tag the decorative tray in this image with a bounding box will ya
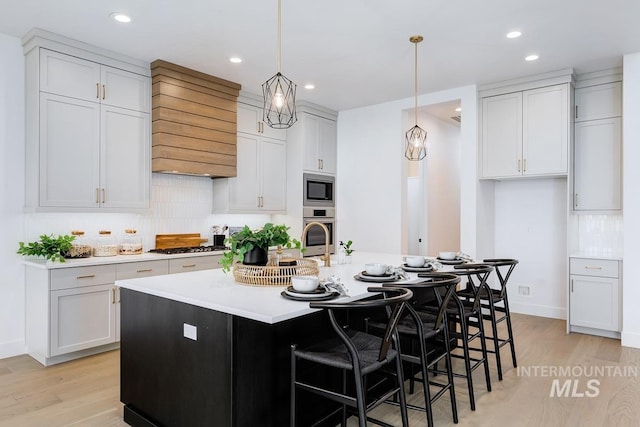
[233,258,319,286]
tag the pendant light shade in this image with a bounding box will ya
[405,35,427,161]
[262,0,297,129]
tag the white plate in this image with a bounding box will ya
[284,288,334,299]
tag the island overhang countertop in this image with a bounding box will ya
[115,252,411,324]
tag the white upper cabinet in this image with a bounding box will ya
[213,99,287,214]
[573,81,622,211]
[480,80,570,179]
[301,112,337,174]
[574,118,622,210]
[237,102,286,141]
[24,32,151,211]
[40,49,150,112]
[575,82,622,122]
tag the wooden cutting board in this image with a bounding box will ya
[155,233,208,249]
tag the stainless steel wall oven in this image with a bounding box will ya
[302,207,336,257]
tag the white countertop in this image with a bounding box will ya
[115,252,420,325]
[22,250,226,269]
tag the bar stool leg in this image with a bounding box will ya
[503,293,518,368]
[459,314,477,411]
[487,295,504,380]
[477,314,492,393]
[394,344,410,427]
[442,323,459,423]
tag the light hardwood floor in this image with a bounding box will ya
[1,313,639,426]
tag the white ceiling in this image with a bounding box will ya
[1,0,639,112]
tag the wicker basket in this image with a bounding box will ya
[232,258,319,286]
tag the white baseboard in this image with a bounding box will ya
[509,301,566,320]
[0,339,26,360]
[621,331,640,349]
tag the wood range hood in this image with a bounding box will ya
[151,60,241,177]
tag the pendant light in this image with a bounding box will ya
[405,35,427,161]
[262,0,297,129]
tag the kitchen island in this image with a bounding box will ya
[116,252,409,427]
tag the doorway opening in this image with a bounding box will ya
[405,100,461,256]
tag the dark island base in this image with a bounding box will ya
[120,288,354,427]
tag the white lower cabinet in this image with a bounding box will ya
[25,255,220,366]
[50,284,117,356]
[569,257,621,337]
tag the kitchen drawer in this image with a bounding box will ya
[50,265,116,290]
[116,260,169,280]
[570,258,619,278]
[168,255,221,274]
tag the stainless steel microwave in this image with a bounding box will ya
[303,173,335,207]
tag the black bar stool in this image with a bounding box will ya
[424,264,493,411]
[378,272,460,427]
[290,287,412,427]
[479,258,519,380]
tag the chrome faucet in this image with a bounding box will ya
[301,221,331,267]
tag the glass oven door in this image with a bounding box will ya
[303,219,336,256]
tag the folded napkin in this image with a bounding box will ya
[388,266,410,281]
[320,275,349,296]
[457,252,474,262]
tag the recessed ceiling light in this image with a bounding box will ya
[455,107,462,112]
[229,57,242,64]
[525,54,539,61]
[506,31,522,39]
[110,13,131,23]
[304,84,315,90]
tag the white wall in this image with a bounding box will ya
[494,179,568,319]
[0,33,26,358]
[336,85,482,257]
[622,52,640,348]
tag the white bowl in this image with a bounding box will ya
[365,263,388,276]
[405,256,425,267]
[291,275,319,292]
[439,251,457,260]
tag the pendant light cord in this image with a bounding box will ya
[414,40,418,125]
[277,0,282,73]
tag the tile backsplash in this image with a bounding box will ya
[576,214,623,255]
[23,173,272,250]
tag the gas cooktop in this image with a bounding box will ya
[149,245,227,255]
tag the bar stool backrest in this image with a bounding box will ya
[483,259,519,299]
[452,264,494,311]
[310,287,413,363]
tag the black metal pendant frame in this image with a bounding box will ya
[262,72,297,129]
[405,124,428,161]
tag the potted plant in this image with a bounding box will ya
[220,223,302,272]
[343,240,354,263]
[17,234,76,263]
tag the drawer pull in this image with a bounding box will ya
[136,269,153,273]
[76,274,96,279]
[112,288,116,304]
[182,264,197,268]
[584,266,603,270]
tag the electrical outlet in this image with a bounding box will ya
[518,285,530,296]
[183,323,197,341]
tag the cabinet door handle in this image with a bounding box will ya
[96,188,100,203]
[517,159,521,172]
[584,266,603,270]
[102,84,106,100]
[575,193,578,208]
[182,264,196,268]
[96,83,100,99]
[112,288,116,304]
[575,105,578,119]
[136,268,152,273]
[318,159,321,170]
[102,188,106,204]
[523,158,527,172]
[320,159,324,170]
[76,274,96,279]
[571,279,573,292]
[117,288,120,303]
